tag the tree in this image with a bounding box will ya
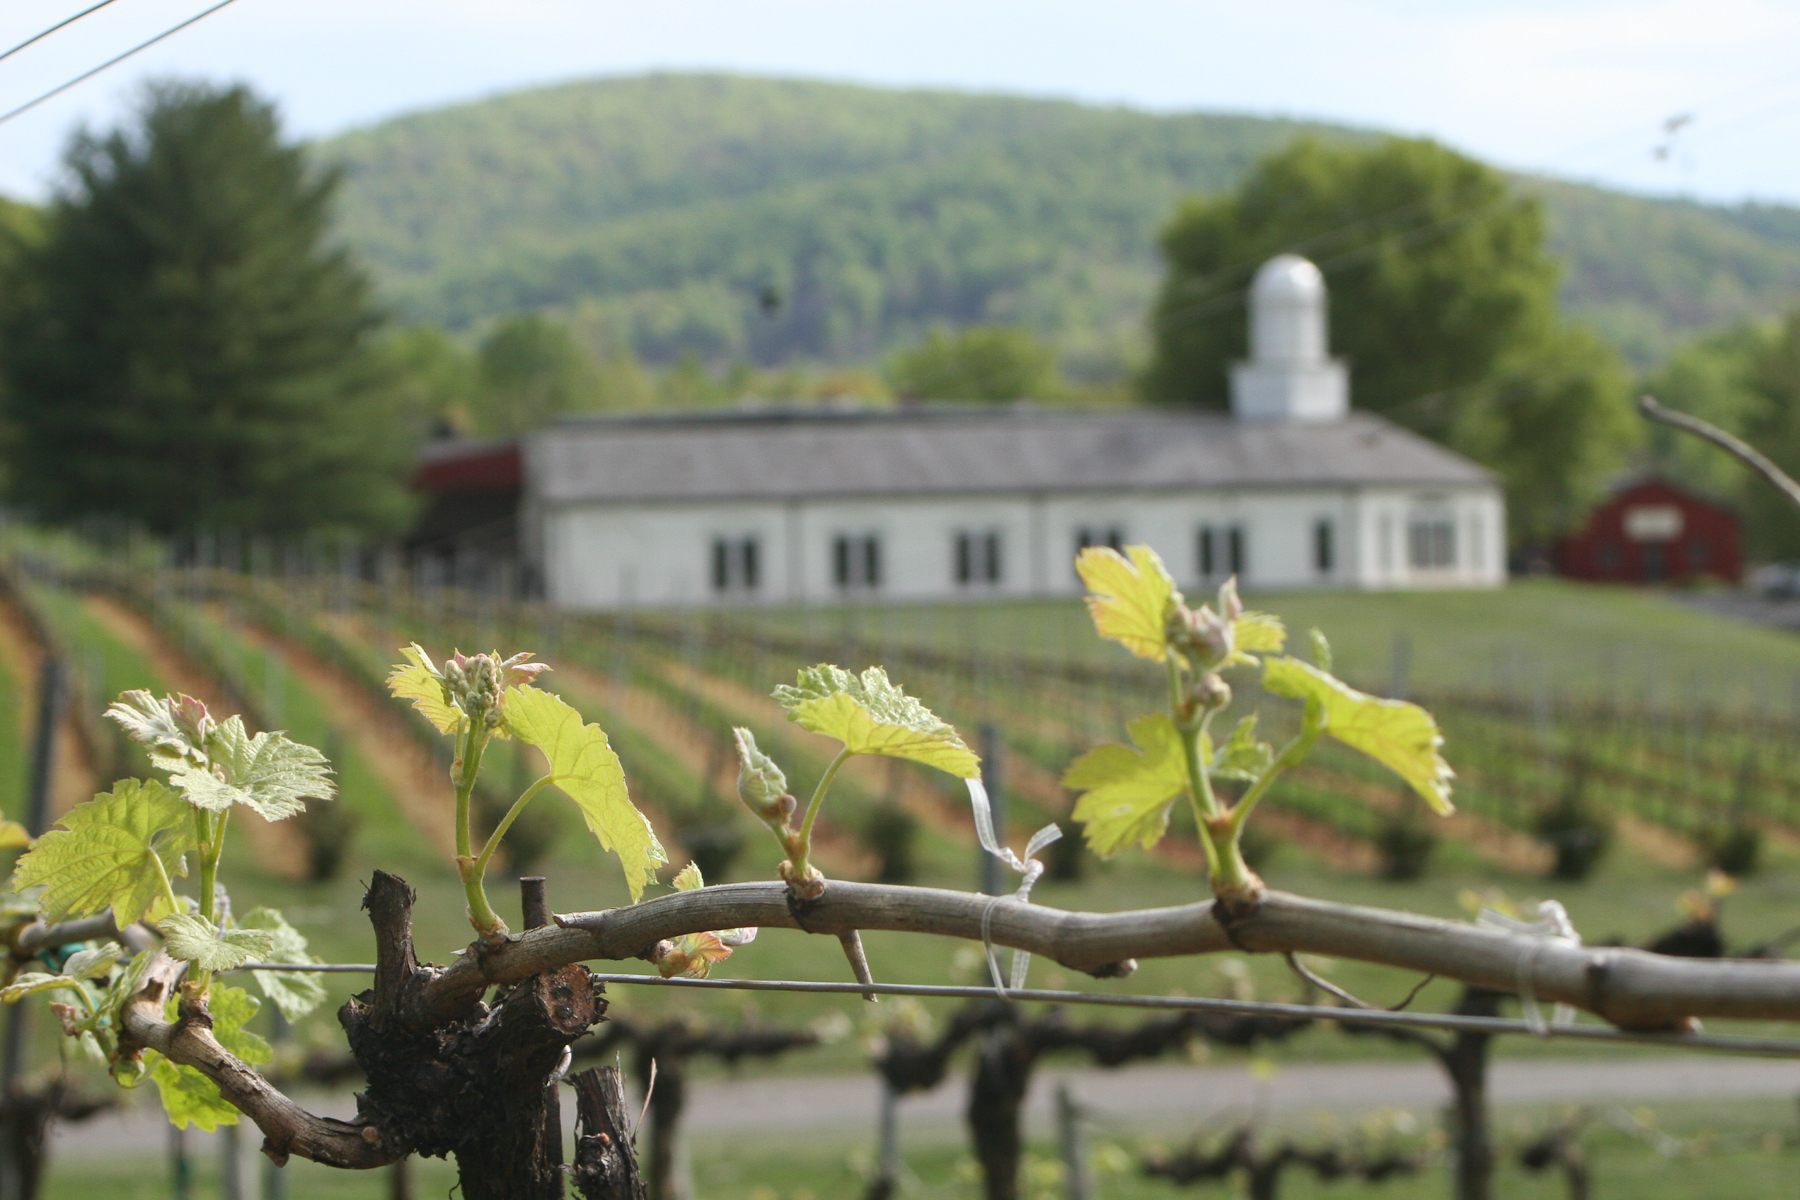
[1739,311,1800,559]
[1143,137,1637,541]
[0,82,414,537]
[474,313,606,434]
[378,324,482,436]
[886,325,1061,402]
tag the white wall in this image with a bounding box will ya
[538,481,1505,610]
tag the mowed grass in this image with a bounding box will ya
[38,1096,1800,1199]
[737,580,1800,714]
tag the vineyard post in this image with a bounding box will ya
[1055,1083,1093,1200]
[0,655,64,1200]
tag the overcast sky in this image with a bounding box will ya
[3,0,1799,205]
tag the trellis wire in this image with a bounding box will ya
[233,963,1800,1058]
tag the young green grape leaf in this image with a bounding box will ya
[1262,656,1454,814]
[105,691,213,771]
[1308,628,1333,672]
[148,984,270,1130]
[0,820,30,849]
[156,913,277,974]
[165,717,334,820]
[503,685,666,902]
[0,944,124,1004]
[656,863,757,979]
[1075,545,1181,662]
[239,907,326,1021]
[10,779,195,926]
[1229,611,1287,666]
[386,644,463,735]
[1063,714,1190,856]
[1210,714,1275,783]
[773,665,979,778]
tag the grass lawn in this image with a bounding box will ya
[37,1096,1799,1199]
[731,579,1800,714]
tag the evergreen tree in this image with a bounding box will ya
[1,82,413,537]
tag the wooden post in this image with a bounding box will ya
[1055,1085,1091,1200]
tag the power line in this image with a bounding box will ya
[0,0,243,128]
[234,962,1800,1058]
[0,0,125,66]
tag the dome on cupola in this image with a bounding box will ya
[1230,253,1349,422]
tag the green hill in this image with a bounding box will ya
[322,73,1800,373]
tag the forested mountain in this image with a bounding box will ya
[322,73,1800,374]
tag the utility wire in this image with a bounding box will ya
[0,0,243,128]
[0,0,125,66]
[233,962,1800,1058]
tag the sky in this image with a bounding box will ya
[2,0,1799,205]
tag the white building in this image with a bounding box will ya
[515,255,1505,609]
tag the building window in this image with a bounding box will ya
[1379,515,1395,573]
[1197,523,1246,580]
[1227,525,1246,577]
[832,533,882,591]
[709,536,760,594]
[1076,525,1125,555]
[955,530,1003,586]
[1407,517,1456,569]
[1313,519,1334,576]
[1197,526,1216,579]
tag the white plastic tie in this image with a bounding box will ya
[968,778,1062,993]
[1477,900,1581,1035]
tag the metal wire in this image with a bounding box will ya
[231,962,1800,1058]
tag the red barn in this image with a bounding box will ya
[1557,475,1741,584]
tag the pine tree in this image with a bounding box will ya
[1,82,414,537]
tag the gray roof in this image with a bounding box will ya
[527,405,1495,505]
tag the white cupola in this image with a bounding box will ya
[1228,253,1349,421]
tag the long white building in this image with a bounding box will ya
[511,255,1505,609]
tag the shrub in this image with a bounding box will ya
[1375,806,1438,881]
[1534,755,1612,881]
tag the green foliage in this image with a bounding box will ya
[1143,136,1637,544]
[0,82,416,537]
[1261,656,1455,816]
[474,312,607,434]
[319,75,1800,379]
[1063,714,1189,855]
[1533,756,1612,881]
[10,780,194,926]
[886,325,1062,402]
[155,913,276,974]
[503,683,666,902]
[164,717,335,821]
[376,324,482,435]
[773,664,979,777]
[1065,544,1453,895]
[240,906,327,1020]
[148,984,271,1131]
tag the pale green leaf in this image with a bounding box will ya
[1211,714,1274,783]
[672,862,704,892]
[772,665,979,778]
[656,859,757,977]
[1,971,86,1003]
[504,685,666,902]
[105,690,212,772]
[1236,612,1287,656]
[167,717,334,820]
[1076,545,1180,662]
[385,645,462,735]
[0,820,30,849]
[1262,656,1455,815]
[240,907,326,1021]
[62,944,124,980]
[1063,714,1190,856]
[156,913,276,974]
[148,984,269,1130]
[1308,628,1333,672]
[10,780,195,927]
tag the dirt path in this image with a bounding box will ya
[83,595,308,878]
[0,587,98,817]
[243,612,456,856]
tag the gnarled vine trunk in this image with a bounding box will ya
[338,871,606,1199]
